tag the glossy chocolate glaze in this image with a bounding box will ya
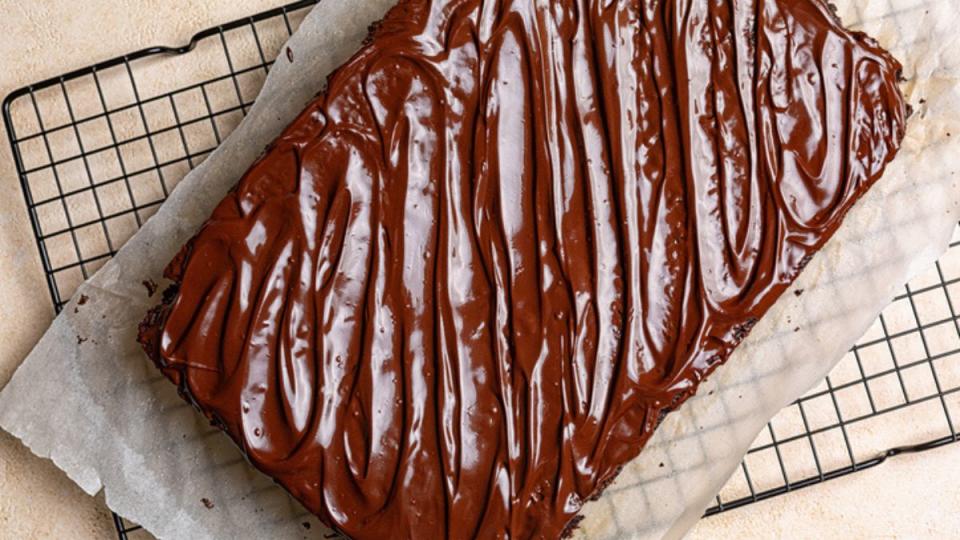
[138,0,906,537]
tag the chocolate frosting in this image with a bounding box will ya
[138,0,906,537]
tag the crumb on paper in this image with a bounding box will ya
[286,46,294,63]
[76,335,87,345]
[302,522,311,530]
[794,289,804,297]
[78,294,88,305]
[201,497,214,509]
[732,318,758,340]
[143,279,159,297]
[658,462,664,468]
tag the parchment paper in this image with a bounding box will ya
[1,1,959,539]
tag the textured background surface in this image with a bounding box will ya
[0,1,957,539]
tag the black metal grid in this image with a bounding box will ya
[706,226,960,515]
[2,1,958,538]
[1,2,318,538]
[2,0,316,314]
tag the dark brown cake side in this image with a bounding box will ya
[139,0,907,538]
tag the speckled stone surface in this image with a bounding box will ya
[1,2,958,539]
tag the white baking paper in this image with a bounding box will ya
[1,1,959,539]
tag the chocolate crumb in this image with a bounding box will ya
[794,327,800,332]
[363,20,384,46]
[732,318,758,341]
[302,522,311,530]
[159,285,181,308]
[559,514,584,539]
[201,498,214,509]
[286,46,294,63]
[77,335,87,345]
[143,279,158,297]
[78,294,88,305]
[794,289,804,297]
[659,462,665,468]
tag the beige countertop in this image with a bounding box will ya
[0,1,957,538]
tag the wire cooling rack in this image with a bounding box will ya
[2,1,958,538]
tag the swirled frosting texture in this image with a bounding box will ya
[138,0,906,537]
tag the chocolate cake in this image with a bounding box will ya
[138,0,907,537]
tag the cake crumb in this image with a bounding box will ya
[286,46,294,63]
[794,289,804,297]
[201,498,214,509]
[76,335,87,345]
[78,294,88,305]
[302,522,311,530]
[143,279,158,297]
